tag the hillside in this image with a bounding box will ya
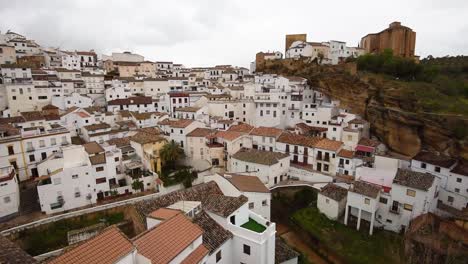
[256,58,468,159]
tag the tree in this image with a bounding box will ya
[160,141,184,170]
[317,52,324,64]
[131,179,144,192]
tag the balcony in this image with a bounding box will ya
[338,163,344,168]
[316,155,323,161]
[26,147,35,152]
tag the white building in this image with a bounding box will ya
[0,165,19,219]
[230,148,290,187]
[317,183,348,220]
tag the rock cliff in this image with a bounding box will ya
[257,60,468,159]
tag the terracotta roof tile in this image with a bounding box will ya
[187,128,215,137]
[249,127,284,138]
[394,169,435,191]
[148,208,181,220]
[48,226,134,264]
[277,132,322,148]
[314,138,343,151]
[450,160,468,176]
[338,149,354,159]
[275,238,299,264]
[192,211,232,253]
[227,123,254,133]
[350,181,381,198]
[358,138,381,148]
[215,130,243,141]
[224,174,270,193]
[320,183,348,201]
[84,123,110,131]
[180,244,209,264]
[203,195,248,217]
[108,96,152,106]
[134,214,203,263]
[131,131,166,145]
[412,151,456,168]
[0,235,37,264]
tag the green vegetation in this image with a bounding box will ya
[241,218,266,233]
[20,212,125,256]
[160,166,197,187]
[131,179,144,192]
[160,141,185,170]
[292,207,403,264]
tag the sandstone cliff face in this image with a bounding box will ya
[258,60,468,159]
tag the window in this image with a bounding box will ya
[41,152,47,160]
[364,198,370,204]
[403,204,413,211]
[379,197,388,204]
[51,138,56,146]
[96,166,104,172]
[456,178,462,183]
[421,163,426,169]
[325,198,329,204]
[406,189,416,197]
[216,251,222,262]
[230,215,236,225]
[448,196,454,203]
[3,196,11,203]
[39,140,45,147]
[7,146,14,155]
[262,200,268,206]
[249,202,254,209]
[243,244,251,255]
[96,177,106,184]
[114,157,119,162]
[29,155,35,162]
[435,166,441,173]
[455,188,460,193]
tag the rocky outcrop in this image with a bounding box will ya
[257,60,468,159]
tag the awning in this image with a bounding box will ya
[356,145,374,153]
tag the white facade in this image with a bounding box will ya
[0,166,20,218]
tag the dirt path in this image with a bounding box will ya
[277,223,328,264]
[281,231,328,264]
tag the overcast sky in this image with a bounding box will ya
[0,0,467,68]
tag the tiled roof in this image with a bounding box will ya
[159,119,194,129]
[250,127,284,138]
[192,211,233,253]
[130,131,166,145]
[83,141,104,154]
[275,238,299,264]
[134,182,223,217]
[296,122,328,133]
[314,138,343,151]
[358,138,381,148]
[84,123,110,131]
[20,111,44,121]
[0,116,25,125]
[350,181,381,198]
[42,104,59,110]
[394,169,435,191]
[0,235,37,264]
[338,149,354,159]
[348,118,367,124]
[175,106,200,112]
[106,137,130,147]
[134,214,203,263]
[148,208,181,220]
[0,124,20,136]
[320,183,348,201]
[180,244,209,264]
[108,96,152,105]
[277,132,321,148]
[232,148,289,166]
[227,123,254,133]
[187,128,215,137]
[48,226,134,264]
[215,130,243,141]
[412,151,456,168]
[203,194,248,217]
[224,174,270,193]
